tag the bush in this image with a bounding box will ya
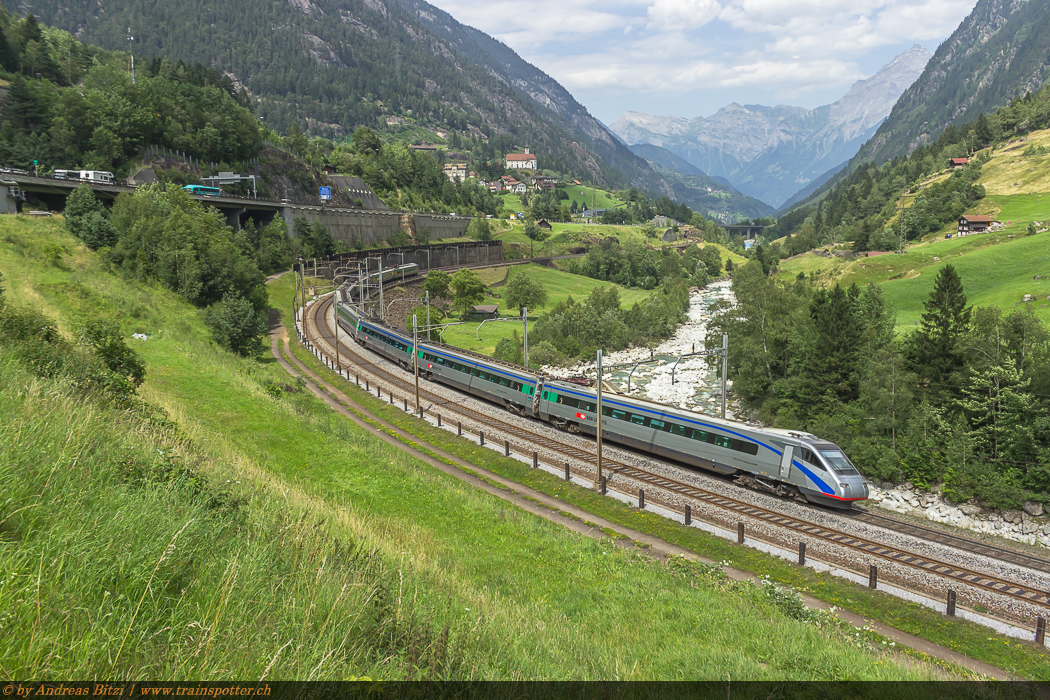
[494,333,523,365]
[64,185,117,250]
[528,340,562,367]
[203,292,268,357]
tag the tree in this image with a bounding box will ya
[64,184,116,249]
[422,269,452,300]
[450,268,486,315]
[203,292,268,357]
[910,264,971,397]
[503,270,548,315]
[699,246,722,276]
[469,216,492,241]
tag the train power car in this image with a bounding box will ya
[334,286,867,509]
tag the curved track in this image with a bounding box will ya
[307,294,1050,613]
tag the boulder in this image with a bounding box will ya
[1022,500,1044,517]
[960,503,981,516]
[1002,509,1022,524]
[1022,521,1038,535]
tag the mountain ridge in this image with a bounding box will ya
[857,0,1050,164]
[610,46,931,208]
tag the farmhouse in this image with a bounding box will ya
[948,157,970,169]
[506,147,538,170]
[536,219,553,231]
[958,214,998,234]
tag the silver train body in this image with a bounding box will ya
[335,292,868,509]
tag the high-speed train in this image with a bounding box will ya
[334,285,868,509]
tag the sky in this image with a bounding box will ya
[424,0,980,124]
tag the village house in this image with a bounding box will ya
[958,214,998,234]
[533,176,557,191]
[442,163,468,182]
[949,157,970,169]
[505,147,538,170]
[536,219,553,231]
[513,181,528,194]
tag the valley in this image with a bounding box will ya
[2,0,1050,685]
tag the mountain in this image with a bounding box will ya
[394,0,674,198]
[627,144,776,221]
[628,144,704,176]
[857,0,1050,164]
[610,46,931,208]
[16,0,645,191]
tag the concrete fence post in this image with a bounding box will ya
[638,489,645,509]
[532,452,538,469]
[564,463,570,481]
[946,590,956,617]
[685,505,691,526]
[737,522,744,545]
[799,542,806,566]
[869,565,878,590]
[1036,617,1045,646]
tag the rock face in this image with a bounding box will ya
[868,486,1049,548]
[858,0,1050,165]
[610,46,930,208]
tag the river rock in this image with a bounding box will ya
[1022,500,1044,517]
[960,503,981,516]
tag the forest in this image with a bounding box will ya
[708,257,1050,508]
[762,84,1050,257]
[0,11,260,174]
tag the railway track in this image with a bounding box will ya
[854,510,1050,577]
[306,294,1050,615]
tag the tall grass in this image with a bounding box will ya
[0,356,459,679]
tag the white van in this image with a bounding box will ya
[79,170,114,184]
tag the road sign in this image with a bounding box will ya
[319,186,331,200]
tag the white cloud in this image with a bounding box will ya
[423,0,978,117]
[646,0,722,30]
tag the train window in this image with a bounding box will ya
[650,419,666,431]
[690,429,708,442]
[611,410,626,421]
[713,435,732,449]
[736,441,759,455]
[820,449,859,476]
[629,414,645,425]
[581,402,595,412]
[669,424,687,436]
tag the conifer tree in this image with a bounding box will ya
[911,263,971,397]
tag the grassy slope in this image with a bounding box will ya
[0,215,942,680]
[777,130,1050,326]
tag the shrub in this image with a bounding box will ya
[203,292,269,357]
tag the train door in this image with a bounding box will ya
[778,446,793,480]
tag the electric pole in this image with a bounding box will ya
[127,28,136,85]
[595,349,603,491]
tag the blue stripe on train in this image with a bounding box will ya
[552,385,833,494]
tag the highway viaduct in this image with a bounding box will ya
[2,173,471,248]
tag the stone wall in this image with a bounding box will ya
[869,483,1049,548]
[280,207,471,247]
